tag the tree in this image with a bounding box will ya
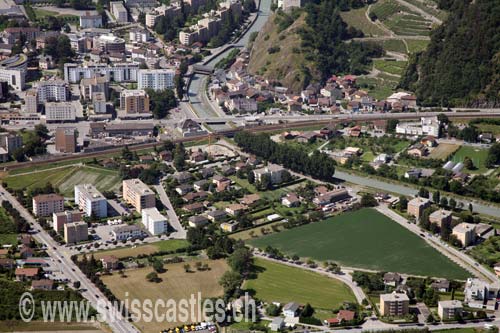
[147,89,178,119]
[433,191,441,203]
[247,170,255,184]
[440,197,448,208]
[360,193,378,207]
[463,156,475,170]
[219,271,243,298]
[227,247,253,275]
[449,198,457,210]
[398,196,408,211]
[152,260,164,273]
[386,119,399,133]
[146,272,160,282]
[174,75,184,99]
[418,187,430,198]
[301,303,314,317]
[183,263,191,272]
[468,203,473,212]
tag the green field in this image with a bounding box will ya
[88,239,190,260]
[0,207,17,246]
[451,146,489,174]
[468,235,500,267]
[249,209,469,279]
[244,258,356,313]
[406,39,430,53]
[371,0,432,36]
[356,76,398,100]
[3,165,122,197]
[340,6,388,37]
[374,60,407,76]
[379,39,408,54]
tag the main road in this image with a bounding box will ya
[186,0,272,119]
[0,185,138,333]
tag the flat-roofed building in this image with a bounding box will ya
[452,222,476,247]
[122,179,156,211]
[80,11,102,28]
[64,221,88,243]
[407,197,431,219]
[80,75,108,100]
[53,210,83,233]
[137,69,175,91]
[429,209,452,228]
[120,89,150,114]
[45,102,76,122]
[33,193,64,217]
[111,224,142,240]
[438,300,463,320]
[74,184,107,218]
[55,127,78,153]
[253,164,285,184]
[380,292,409,317]
[110,1,128,22]
[142,207,168,235]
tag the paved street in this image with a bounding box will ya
[154,183,187,239]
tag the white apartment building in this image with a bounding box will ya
[79,12,102,28]
[110,1,128,22]
[64,63,139,83]
[129,28,150,43]
[253,164,285,184]
[37,80,69,103]
[137,69,175,91]
[74,184,107,218]
[0,68,25,91]
[141,207,168,235]
[44,102,76,122]
[396,117,440,137]
[438,300,462,320]
[111,224,142,240]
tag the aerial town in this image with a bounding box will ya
[0,0,499,332]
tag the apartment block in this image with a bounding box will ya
[74,184,107,218]
[438,300,463,320]
[120,89,150,114]
[80,76,109,100]
[407,197,431,219]
[32,193,64,217]
[429,209,452,228]
[137,69,175,91]
[44,102,76,122]
[253,164,285,184]
[55,127,78,153]
[64,221,88,244]
[53,210,83,233]
[64,63,139,83]
[110,1,128,22]
[142,207,168,235]
[122,179,156,211]
[452,222,476,247]
[0,132,22,153]
[36,80,69,103]
[379,292,409,317]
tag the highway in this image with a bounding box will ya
[0,185,138,333]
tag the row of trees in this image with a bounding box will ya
[234,132,336,182]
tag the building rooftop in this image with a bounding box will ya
[380,292,409,302]
[123,179,154,195]
[75,184,106,201]
[142,207,167,222]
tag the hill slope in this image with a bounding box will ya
[400,0,500,107]
[247,12,320,93]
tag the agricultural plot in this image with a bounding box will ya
[102,259,228,331]
[340,6,388,37]
[249,208,469,279]
[356,76,398,100]
[244,258,356,317]
[426,143,460,160]
[88,240,189,260]
[3,165,122,197]
[372,0,432,36]
[406,39,430,53]
[373,60,408,76]
[379,39,408,54]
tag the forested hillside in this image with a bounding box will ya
[248,0,382,91]
[400,0,500,107]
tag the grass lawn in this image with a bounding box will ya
[451,146,489,174]
[468,235,500,267]
[249,209,469,279]
[475,123,500,135]
[89,239,189,260]
[0,321,103,332]
[373,60,407,76]
[356,76,398,100]
[0,234,17,246]
[4,165,122,196]
[427,143,460,160]
[101,259,228,331]
[244,258,356,313]
[340,6,388,37]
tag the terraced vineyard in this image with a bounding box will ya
[372,0,433,36]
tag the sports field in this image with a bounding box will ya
[249,209,469,279]
[3,165,121,197]
[101,259,228,332]
[451,146,489,173]
[244,258,356,316]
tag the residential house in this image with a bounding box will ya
[240,193,260,206]
[464,278,499,310]
[324,310,356,326]
[452,223,476,247]
[183,202,205,213]
[220,221,238,232]
[31,279,54,291]
[100,255,119,270]
[431,279,450,292]
[269,317,285,331]
[188,215,209,228]
[313,188,350,206]
[176,184,193,195]
[282,193,300,207]
[383,272,402,287]
[15,267,39,281]
[253,164,285,184]
[206,210,227,222]
[283,302,300,318]
[225,203,247,216]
